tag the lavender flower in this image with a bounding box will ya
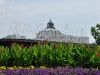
[0,67,100,75]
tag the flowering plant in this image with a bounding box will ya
[0,42,100,69]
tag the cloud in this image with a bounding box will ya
[7,12,13,18]
[3,0,100,22]
[0,25,8,30]
[0,0,13,19]
[0,8,5,13]
[0,0,6,6]
[18,0,100,18]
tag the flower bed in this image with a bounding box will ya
[0,66,100,75]
[1,41,100,74]
[0,42,100,68]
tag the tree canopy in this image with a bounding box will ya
[91,24,100,45]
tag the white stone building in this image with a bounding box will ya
[35,19,89,44]
[3,34,26,39]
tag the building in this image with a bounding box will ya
[2,34,26,39]
[35,19,89,44]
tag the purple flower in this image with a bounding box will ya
[0,67,100,75]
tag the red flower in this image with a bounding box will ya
[40,39,48,46]
[66,43,69,47]
[55,43,59,48]
[20,44,24,48]
[11,42,16,47]
[97,52,100,57]
[43,39,47,43]
[29,46,32,49]
[0,48,2,51]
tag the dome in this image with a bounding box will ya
[47,19,55,29]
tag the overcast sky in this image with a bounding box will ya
[0,0,100,43]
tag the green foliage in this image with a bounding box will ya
[0,42,100,68]
[0,46,10,66]
[90,45,100,68]
[91,23,100,45]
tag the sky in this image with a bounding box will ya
[0,0,100,43]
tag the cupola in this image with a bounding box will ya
[47,19,55,29]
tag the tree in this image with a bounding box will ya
[91,24,100,45]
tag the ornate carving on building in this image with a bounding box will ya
[35,19,89,44]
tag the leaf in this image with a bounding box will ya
[24,57,27,61]
[56,56,59,61]
[90,55,95,64]
[50,54,53,60]
[34,49,37,58]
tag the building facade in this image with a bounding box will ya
[35,19,89,44]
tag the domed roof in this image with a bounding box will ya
[47,19,55,29]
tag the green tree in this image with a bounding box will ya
[91,24,100,45]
